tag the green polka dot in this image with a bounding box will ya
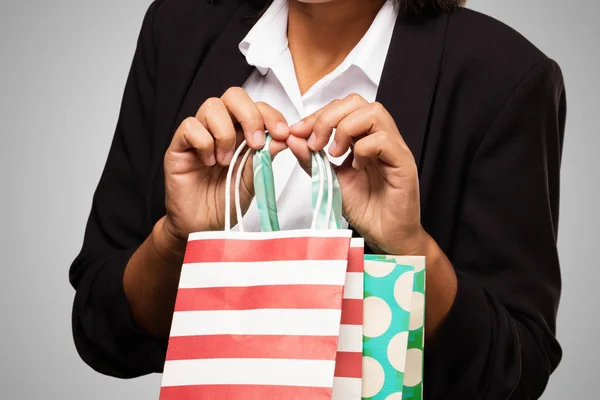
[362,255,425,400]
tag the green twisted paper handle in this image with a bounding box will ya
[252,134,343,232]
[253,135,281,232]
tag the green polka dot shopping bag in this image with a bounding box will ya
[361,255,426,400]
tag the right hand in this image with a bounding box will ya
[159,87,290,252]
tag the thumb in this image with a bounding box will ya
[269,138,288,158]
[286,134,312,174]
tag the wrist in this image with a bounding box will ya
[408,226,430,256]
[151,216,187,266]
[409,229,445,268]
[421,232,443,267]
[386,225,430,256]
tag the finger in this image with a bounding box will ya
[169,117,216,167]
[221,87,266,150]
[286,134,312,173]
[269,138,288,158]
[332,101,409,158]
[297,94,369,152]
[332,150,354,173]
[256,102,290,141]
[288,98,343,139]
[289,112,318,138]
[352,130,413,170]
[196,97,237,165]
[236,137,288,185]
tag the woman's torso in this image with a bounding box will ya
[145,0,550,253]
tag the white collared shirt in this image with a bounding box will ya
[237,0,397,231]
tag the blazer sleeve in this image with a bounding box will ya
[425,58,566,399]
[69,0,167,378]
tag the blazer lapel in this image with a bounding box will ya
[159,2,448,245]
[355,13,449,252]
[174,4,449,173]
[376,13,449,172]
[174,3,259,127]
[152,2,259,205]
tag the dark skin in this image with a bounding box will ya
[123,0,457,342]
[287,0,386,94]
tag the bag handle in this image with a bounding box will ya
[311,149,343,231]
[223,134,341,232]
[252,135,281,232]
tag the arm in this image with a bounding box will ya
[70,0,293,375]
[424,57,566,399]
[288,58,564,397]
[69,0,173,378]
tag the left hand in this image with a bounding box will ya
[288,94,427,255]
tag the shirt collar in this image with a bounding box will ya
[238,0,289,76]
[238,0,398,86]
[347,0,397,86]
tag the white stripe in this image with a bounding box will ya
[162,358,336,388]
[343,272,364,299]
[332,377,362,399]
[188,228,352,241]
[337,324,363,353]
[350,238,364,248]
[179,260,348,288]
[170,309,342,337]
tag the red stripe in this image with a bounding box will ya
[340,299,363,325]
[165,335,339,361]
[347,246,364,273]
[160,384,332,400]
[334,352,362,379]
[174,285,344,312]
[184,237,351,263]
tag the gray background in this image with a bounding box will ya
[0,0,597,398]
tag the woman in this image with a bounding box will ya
[69,0,566,398]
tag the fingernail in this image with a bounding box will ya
[329,140,338,155]
[308,133,316,148]
[207,153,216,166]
[277,122,289,135]
[352,158,359,170]
[223,150,234,165]
[253,130,265,147]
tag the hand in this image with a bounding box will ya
[160,87,290,251]
[288,94,426,255]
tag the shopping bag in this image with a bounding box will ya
[361,255,426,400]
[159,137,355,400]
[332,237,364,400]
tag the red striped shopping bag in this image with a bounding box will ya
[332,238,364,399]
[159,230,352,399]
[159,140,362,399]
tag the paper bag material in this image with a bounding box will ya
[159,230,352,400]
[332,238,365,399]
[361,255,426,400]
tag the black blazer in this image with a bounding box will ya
[69,1,566,399]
